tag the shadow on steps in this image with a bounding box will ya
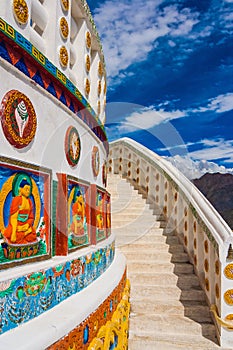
[164,228,218,345]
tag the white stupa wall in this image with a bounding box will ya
[0,60,106,186]
[0,0,107,122]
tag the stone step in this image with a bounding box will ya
[113,224,161,236]
[111,206,152,214]
[114,232,166,243]
[112,213,157,221]
[129,314,215,337]
[130,284,206,302]
[112,212,156,227]
[128,332,219,350]
[108,174,219,349]
[131,301,212,322]
[121,243,184,253]
[121,251,189,263]
[128,272,200,289]
[127,262,194,274]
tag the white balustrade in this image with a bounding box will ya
[108,137,233,348]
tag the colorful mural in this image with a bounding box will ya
[46,268,126,350]
[68,180,90,250]
[0,240,115,335]
[96,190,105,241]
[105,194,111,237]
[0,158,51,266]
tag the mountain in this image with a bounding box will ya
[193,173,233,229]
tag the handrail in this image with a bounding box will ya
[110,137,233,249]
[210,305,233,330]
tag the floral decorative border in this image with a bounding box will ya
[0,240,115,334]
[46,268,126,350]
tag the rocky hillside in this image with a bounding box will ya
[193,173,233,229]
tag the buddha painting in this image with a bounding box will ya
[68,185,88,246]
[96,191,104,239]
[3,175,37,245]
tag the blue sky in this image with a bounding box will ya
[89,0,233,169]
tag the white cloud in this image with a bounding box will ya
[93,1,200,83]
[165,154,233,179]
[118,106,186,132]
[189,138,233,164]
[192,93,233,114]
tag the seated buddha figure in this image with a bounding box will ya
[4,179,37,244]
[96,193,104,230]
[70,188,85,236]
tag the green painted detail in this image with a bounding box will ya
[0,280,16,298]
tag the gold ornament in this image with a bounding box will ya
[97,101,101,115]
[59,46,69,67]
[61,0,69,11]
[104,80,107,94]
[98,80,102,96]
[98,61,103,77]
[224,263,233,279]
[224,289,233,305]
[85,55,91,72]
[60,17,69,39]
[13,0,29,25]
[85,78,90,96]
[86,31,91,49]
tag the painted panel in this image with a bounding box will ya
[0,157,51,268]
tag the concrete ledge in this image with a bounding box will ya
[0,249,126,350]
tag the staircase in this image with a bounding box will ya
[107,174,228,350]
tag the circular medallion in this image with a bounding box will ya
[60,17,69,39]
[85,54,91,72]
[85,78,90,96]
[92,146,100,177]
[61,0,69,11]
[86,31,91,49]
[98,61,103,77]
[224,263,233,279]
[0,90,37,148]
[225,314,233,321]
[59,46,69,67]
[224,289,233,305]
[13,0,29,25]
[65,126,81,167]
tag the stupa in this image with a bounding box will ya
[0,0,129,348]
